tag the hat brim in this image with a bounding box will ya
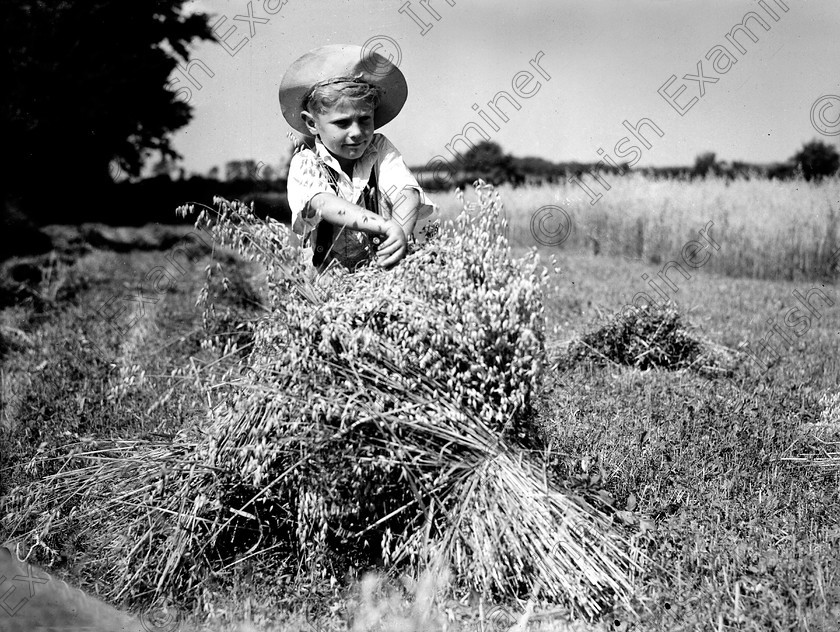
[279,44,408,136]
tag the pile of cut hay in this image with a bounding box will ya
[785,391,840,469]
[559,304,737,377]
[3,184,643,618]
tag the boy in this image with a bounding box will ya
[280,44,434,272]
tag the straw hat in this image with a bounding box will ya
[279,44,408,136]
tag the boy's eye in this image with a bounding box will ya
[332,116,371,128]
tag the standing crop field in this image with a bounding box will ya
[430,176,840,282]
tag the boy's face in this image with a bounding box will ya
[302,99,375,166]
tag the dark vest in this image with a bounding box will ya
[312,164,382,268]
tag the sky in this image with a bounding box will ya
[170,0,840,176]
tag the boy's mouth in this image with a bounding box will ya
[344,137,370,148]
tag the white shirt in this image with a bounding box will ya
[286,134,435,269]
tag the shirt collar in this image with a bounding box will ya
[313,136,379,182]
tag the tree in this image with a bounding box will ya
[462,141,524,186]
[242,160,258,181]
[513,156,564,184]
[5,0,214,216]
[791,140,840,181]
[252,164,277,182]
[225,161,247,182]
[693,152,719,178]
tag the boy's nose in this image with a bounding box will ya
[348,121,366,139]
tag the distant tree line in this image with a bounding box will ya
[88,138,837,231]
[156,159,287,183]
[163,139,840,193]
[414,139,840,190]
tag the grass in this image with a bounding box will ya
[1,178,839,630]
[538,247,840,630]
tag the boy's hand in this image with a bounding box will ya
[376,220,407,268]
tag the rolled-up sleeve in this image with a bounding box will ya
[375,136,436,221]
[286,150,333,237]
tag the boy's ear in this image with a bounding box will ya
[300,111,318,136]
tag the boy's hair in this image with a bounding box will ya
[303,77,382,115]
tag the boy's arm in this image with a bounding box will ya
[308,192,407,268]
[390,188,421,238]
[374,135,435,238]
